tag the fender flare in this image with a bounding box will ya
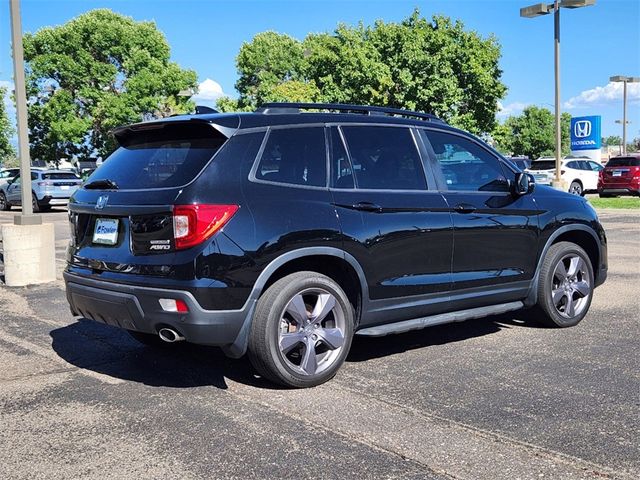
[222,246,369,358]
[524,224,602,306]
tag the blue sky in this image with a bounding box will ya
[1,0,639,139]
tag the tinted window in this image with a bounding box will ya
[330,128,354,189]
[423,130,509,192]
[43,173,80,180]
[255,127,327,187]
[529,161,556,171]
[588,161,603,171]
[566,161,578,169]
[607,157,640,167]
[341,126,426,190]
[88,123,226,189]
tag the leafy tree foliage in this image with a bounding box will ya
[494,106,571,159]
[220,10,506,134]
[0,86,16,165]
[602,135,622,146]
[23,9,197,162]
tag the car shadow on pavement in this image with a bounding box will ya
[347,310,546,362]
[50,319,271,390]
[50,312,546,388]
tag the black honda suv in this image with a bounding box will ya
[64,103,607,388]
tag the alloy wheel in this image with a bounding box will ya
[277,288,346,376]
[551,254,591,318]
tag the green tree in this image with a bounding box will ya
[226,10,506,134]
[0,85,16,165]
[23,9,197,162]
[494,106,571,159]
[602,135,622,146]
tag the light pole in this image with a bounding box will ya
[9,0,40,224]
[610,76,640,155]
[520,0,596,190]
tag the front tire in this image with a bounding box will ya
[535,242,594,327]
[248,271,354,388]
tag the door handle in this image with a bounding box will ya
[352,202,383,213]
[453,203,476,214]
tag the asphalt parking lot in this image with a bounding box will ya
[0,206,638,480]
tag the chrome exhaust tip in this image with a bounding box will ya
[158,327,185,343]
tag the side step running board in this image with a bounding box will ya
[356,301,524,337]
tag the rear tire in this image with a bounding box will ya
[0,192,10,211]
[569,181,583,196]
[534,242,594,328]
[32,193,40,213]
[248,271,354,388]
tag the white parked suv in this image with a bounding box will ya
[526,156,603,196]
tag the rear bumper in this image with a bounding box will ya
[598,187,639,196]
[39,195,71,205]
[63,271,254,349]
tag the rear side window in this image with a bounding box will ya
[89,123,226,189]
[254,127,327,187]
[607,157,640,167]
[341,126,426,190]
[43,173,80,180]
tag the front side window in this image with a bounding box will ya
[330,128,354,189]
[255,127,327,187]
[423,130,510,192]
[340,126,426,190]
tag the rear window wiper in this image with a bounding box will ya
[84,179,119,190]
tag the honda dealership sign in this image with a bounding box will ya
[570,115,601,150]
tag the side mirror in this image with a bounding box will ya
[514,172,535,195]
[6,178,13,185]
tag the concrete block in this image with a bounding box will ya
[1,223,56,287]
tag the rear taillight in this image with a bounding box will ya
[37,181,53,187]
[173,204,239,250]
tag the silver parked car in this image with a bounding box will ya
[0,169,83,212]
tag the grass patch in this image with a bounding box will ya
[588,197,640,209]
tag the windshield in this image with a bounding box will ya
[607,157,640,167]
[529,161,556,171]
[86,123,226,190]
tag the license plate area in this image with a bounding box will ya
[612,170,623,177]
[93,218,119,245]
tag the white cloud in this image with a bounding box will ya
[496,101,529,119]
[191,78,225,107]
[564,81,640,109]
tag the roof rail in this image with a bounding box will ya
[256,102,445,124]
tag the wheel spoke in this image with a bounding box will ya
[554,260,568,280]
[300,342,318,375]
[573,280,590,297]
[565,294,576,317]
[286,294,309,327]
[552,287,566,306]
[316,327,344,350]
[279,332,305,354]
[310,293,336,325]
[567,256,582,277]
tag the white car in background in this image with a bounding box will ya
[526,156,604,196]
[0,168,20,188]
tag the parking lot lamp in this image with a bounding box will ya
[9,0,40,224]
[520,0,596,190]
[610,76,640,155]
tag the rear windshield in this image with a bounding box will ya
[529,161,555,170]
[43,173,80,180]
[606,157,640,167]
[87,123,226,189]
